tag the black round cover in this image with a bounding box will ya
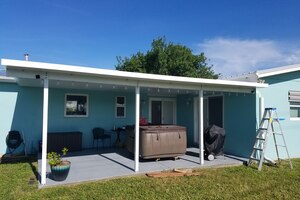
[204,125,225,156]
[6,130,23,149]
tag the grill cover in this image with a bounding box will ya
[204,125,225,156]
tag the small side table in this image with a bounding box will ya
[111,127,127,147]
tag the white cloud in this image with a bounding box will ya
[198,38,300,77]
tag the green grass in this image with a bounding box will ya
[0,157,300,200]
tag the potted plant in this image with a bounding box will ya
[47,147,71,181]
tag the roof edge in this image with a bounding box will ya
[0,75,16,83]
[1,58,268,88]
[257,63,300,78]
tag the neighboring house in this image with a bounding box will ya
[229,64,300,159]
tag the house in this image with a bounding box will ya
[228,64,300,160]
[0,58,270,185]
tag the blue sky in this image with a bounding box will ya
[1,0,300,76]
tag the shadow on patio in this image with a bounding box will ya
[38,147,245,188]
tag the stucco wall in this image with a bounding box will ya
[1,83,197,154]
[177,94,194,146]
[0,83,142,154]
[223,93,257,158]
[0,83,43,155]
[2,82,276,160]
[47,88,137,150]
[258,71,300,159]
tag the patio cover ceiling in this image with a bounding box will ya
[1,59,268,93]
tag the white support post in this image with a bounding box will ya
[199,89,204,165]
[259,97,265,122]
[134,84,140,172]
[41,79,49,185]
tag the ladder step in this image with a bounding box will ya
[265,108,276,110]
[249,107,292,170]
[274,132,283,135]
[274,118,285,121]
[276,145,287,148]
[250,157,260,162]
[258,128,268,131]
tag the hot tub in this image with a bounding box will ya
[126,125,187,159]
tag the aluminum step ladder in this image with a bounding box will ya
[248,108,293,171]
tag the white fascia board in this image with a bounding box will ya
[257,64,300,78]
[1,59,268,89]
[0,75,16,83]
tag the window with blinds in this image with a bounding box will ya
[289,91,300,118]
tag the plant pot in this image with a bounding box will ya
[50,161,71,181]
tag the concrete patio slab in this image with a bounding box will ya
[38,147,245,188]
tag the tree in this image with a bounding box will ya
[116,37,219,79]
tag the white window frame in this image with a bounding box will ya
[115,96,126,118]
[289,102,300,120]
[289,90,300,120]
[148,97,177,124]
[64,93,89,117]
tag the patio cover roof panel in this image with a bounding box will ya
[1,59,268,91]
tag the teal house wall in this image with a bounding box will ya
[2,76,297,159]
[177,94,195,146]
[223,93,257,158]
[0,83,139,154]
[0,82,199,155]
[257,71,300,159]
[47,88,137,150]
[0,83,43,154]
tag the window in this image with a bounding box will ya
[116,96,126,118]
[65,94,88,117]
[288,91,300,119]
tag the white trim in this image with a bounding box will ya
[257,64,300,78]
[227,63,300,81]
[259,97,265,122]
[64,93,89,117]
[148,97,177,124]
[2,59,268,89]
[41,79,49,185]
[134,84,140,172]
[290,117,300,121]
[0,75,16,83]
[199,89,204,165]
[289,100,300,119]
[115,96,126,118]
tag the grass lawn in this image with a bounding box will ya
[0,157,299,200]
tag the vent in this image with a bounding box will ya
[288,91,300,102]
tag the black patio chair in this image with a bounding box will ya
[92,127,111,149]
[6,130,26,155]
